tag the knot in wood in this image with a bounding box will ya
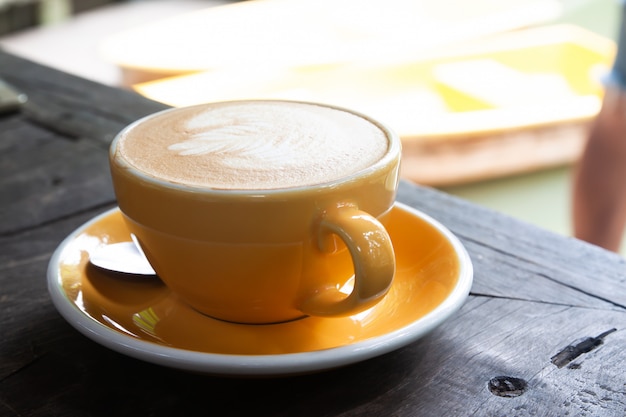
[488,376,528,397]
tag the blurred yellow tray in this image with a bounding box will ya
[134,25,614,185]
[101,0,562,85]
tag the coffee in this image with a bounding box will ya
[114,100,389,190]
[109,100,401,323]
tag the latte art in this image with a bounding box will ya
[167,112,276,157]
[167,109,311,169]
[116,101,389,190]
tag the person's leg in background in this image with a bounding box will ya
[573,0,626,252]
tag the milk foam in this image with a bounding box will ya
[117,101,389,190]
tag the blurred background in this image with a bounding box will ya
[0,0,623,254]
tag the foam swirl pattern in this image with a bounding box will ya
[117,101,388,190]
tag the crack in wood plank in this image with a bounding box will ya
[551,328,618,368]
[461,235,626,311]
[534,272,626,310]
[469,292,615,310]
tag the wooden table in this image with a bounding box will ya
[1,50,625,416]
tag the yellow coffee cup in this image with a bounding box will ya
[109,100,401,324]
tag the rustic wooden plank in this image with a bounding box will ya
[0,288,623,416]
[0,50,168,232]
[0,131,114,234]
[0,206,112,380]
[404,297,625,416]
[0,50,168,145]
[397,181,626,309]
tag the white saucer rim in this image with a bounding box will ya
[47,202,473,376]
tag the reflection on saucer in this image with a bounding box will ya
[48,203,472,375]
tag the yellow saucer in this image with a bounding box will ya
[48,203,472,376]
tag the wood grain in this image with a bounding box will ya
[0,51,167,234]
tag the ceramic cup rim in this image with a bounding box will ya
[109,99,402,198]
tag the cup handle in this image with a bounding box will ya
[300,204,395,317]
